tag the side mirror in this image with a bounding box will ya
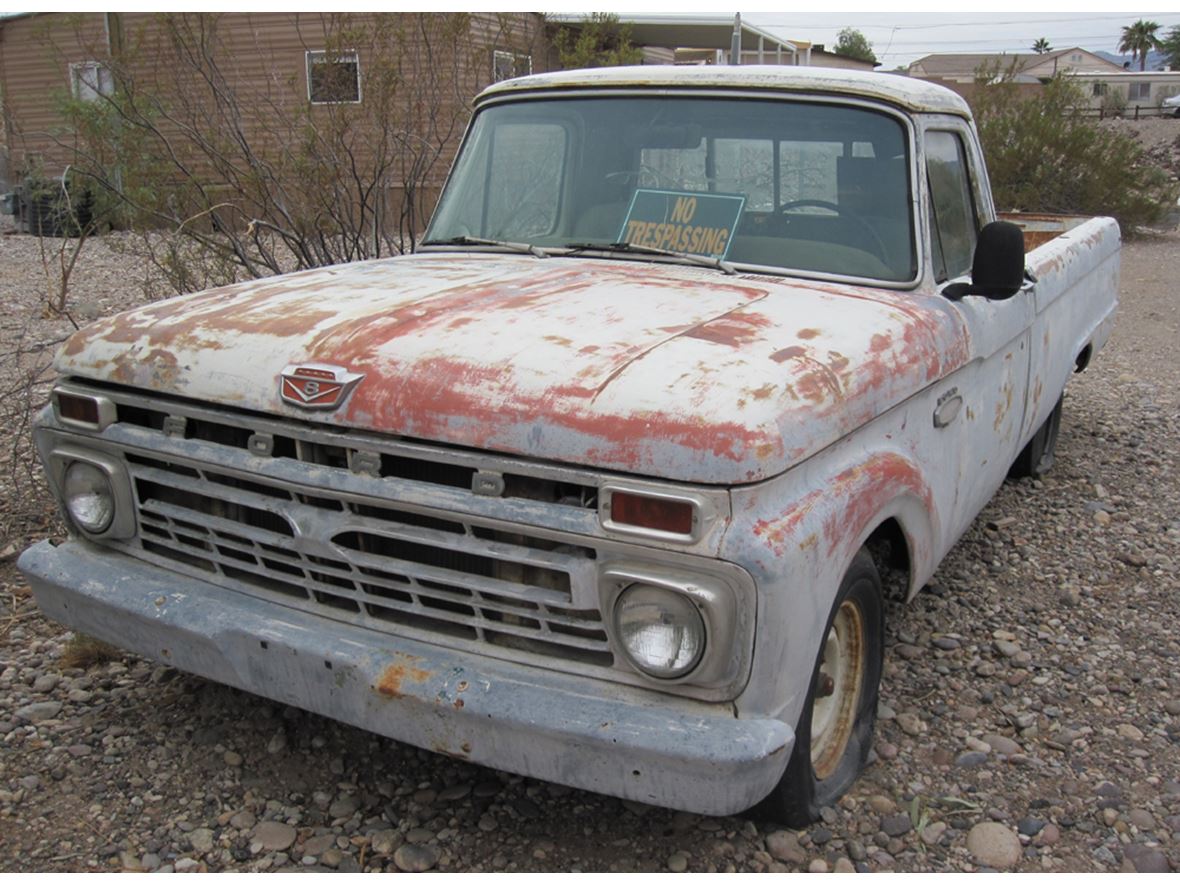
[944,220,1026,301]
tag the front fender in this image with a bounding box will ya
[724,437,938,726]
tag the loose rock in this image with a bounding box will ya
[966,822,1022,869]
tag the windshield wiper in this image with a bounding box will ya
[562,241,737,276]
[421,235,548,258]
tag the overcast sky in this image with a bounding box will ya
[730,11,1180,69]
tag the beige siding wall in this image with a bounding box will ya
[0,13,110,177]
[0,11,547,204]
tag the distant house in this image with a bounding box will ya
[1067,70,1180,112]
[907,47,1122,83]
[0,12,548,199]
[906,45,1180,113]
[547,14,879,70]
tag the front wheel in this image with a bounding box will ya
[756,547,884,826]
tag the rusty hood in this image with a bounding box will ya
[56,254,970,484]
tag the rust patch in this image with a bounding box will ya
[682,312,772,348]
[375,658,431,699]
[797,327,821,340]
[749,383,777,401]
[770,345,807,364]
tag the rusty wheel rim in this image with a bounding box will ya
[810,599,865,781]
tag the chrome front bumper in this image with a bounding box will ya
[19,539,792,815]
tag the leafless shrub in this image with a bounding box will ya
[0,320,68,551]
[48,12,541,293]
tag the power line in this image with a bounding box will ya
[842,14,1180,32]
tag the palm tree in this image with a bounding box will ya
[1118,20,1162,71]
[1031,38,1052,54]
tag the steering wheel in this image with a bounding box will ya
[777,198,841,215]
[604,164,672,189]
[776,199,891,266]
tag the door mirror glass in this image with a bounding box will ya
[945,220,1026,301]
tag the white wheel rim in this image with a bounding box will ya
[810,599,865,780]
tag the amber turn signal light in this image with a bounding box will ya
[609,491,694,535]
[55,392,101,427]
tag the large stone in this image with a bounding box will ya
[966,822,1022,869]
[1124,844,1170,873]
[229,810,256,831]
[328,794,359,819]
[188,827,215,854]
[370,829,403,856]
[302,834,336,856]
[981,733,1021,756]
[438,783,471,802]
[765,830,805,865]
[252,821,297,853]
[393,844,439,873]
[881,814,912,837]
[667,851,689,873]
[15,701,62,722]
[1117,723,1144,741]
[32,674,60,693]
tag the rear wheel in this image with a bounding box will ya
[756,548,884,826]
[1010,394,1063,479]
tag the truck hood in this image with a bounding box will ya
[57,254,969,484]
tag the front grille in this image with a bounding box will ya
[120,452,613,667]
[115,398,598,510]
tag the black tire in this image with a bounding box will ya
[1009,394,1063,479]
[755,547,884,826]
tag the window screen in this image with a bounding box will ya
[307,51,360,104]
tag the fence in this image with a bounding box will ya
[1076,105,1180,120]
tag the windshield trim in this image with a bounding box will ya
[425,88,923,291]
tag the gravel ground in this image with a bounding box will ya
[1,220,1178,873]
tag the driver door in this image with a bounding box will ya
[923,122,1034,541]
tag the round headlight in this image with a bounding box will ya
[63,461,115,534]
[614,583,705,679]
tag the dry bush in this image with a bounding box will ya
[0,320,68,553]
[49,12,542,294]
[972,68,1178,233]
[60,633,123,669]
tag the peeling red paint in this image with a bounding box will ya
[754,453,933,560]
[55,253,975,483]
[819,453,933,556]
[770,345,807,364]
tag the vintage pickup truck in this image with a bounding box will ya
[19,67,1119,824]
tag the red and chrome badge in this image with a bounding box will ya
[279,364,364,410]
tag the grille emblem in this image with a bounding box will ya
[279,364,364,410]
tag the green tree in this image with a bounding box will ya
[971,66,1176,232]
[1118,19,1161,71]
[833,28,877,65]
[1031,37,1052,54]
[554,13,643,69]
[1160,24,1180,71]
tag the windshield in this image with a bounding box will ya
[427,95,916,282]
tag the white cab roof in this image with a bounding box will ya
[479,65,973,119]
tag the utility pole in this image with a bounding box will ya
[731,13,742,65]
